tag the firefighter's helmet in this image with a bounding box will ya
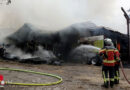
[104,38,113,46]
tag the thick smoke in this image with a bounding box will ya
[0,0,129,63]
[7,22,95,59]
[68,45,100,63]
[5,45,59,64]
[128,9,130,17]
[7,22,128,63]
[128,9,130,12]
[0,0,129,34]
[6,45,33,59]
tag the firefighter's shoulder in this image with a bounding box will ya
[99,48,106,53]
[114,48,119,52]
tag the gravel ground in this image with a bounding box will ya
[0,60,130,90]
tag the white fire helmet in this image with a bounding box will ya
[104,38,112,42]
[104,38,113,46]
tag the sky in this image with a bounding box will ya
[0,0,129,34]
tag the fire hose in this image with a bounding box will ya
[120,61,130,84]
[0,68,63,86]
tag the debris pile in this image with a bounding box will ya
[0,22,128,65]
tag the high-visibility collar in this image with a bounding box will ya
[106,49,115,52]
[114,49,118,51]
[103,60,115,63]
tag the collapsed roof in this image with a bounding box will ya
[7,22,128,62]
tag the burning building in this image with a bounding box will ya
[2,22,128,65]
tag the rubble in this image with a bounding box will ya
[4,22,128,65]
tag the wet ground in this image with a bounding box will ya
[0,60,130,90]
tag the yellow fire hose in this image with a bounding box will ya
[0,68,63,86]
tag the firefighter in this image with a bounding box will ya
[99,38,120,88]
[114,48,120,84]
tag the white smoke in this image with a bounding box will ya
[128,8,130,12]
[6,45,33,59]
[6,45,57,62]
[0,0,129,35]
[0,0,129,63]
[128,8,130,18]
[69,45,100,63]
[34,46,56,61]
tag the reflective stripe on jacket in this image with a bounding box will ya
[99,48,117,66]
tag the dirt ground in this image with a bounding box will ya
[0,60,130,90]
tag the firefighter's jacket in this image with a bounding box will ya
[114,49,120,65]
[99,46,120,67]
